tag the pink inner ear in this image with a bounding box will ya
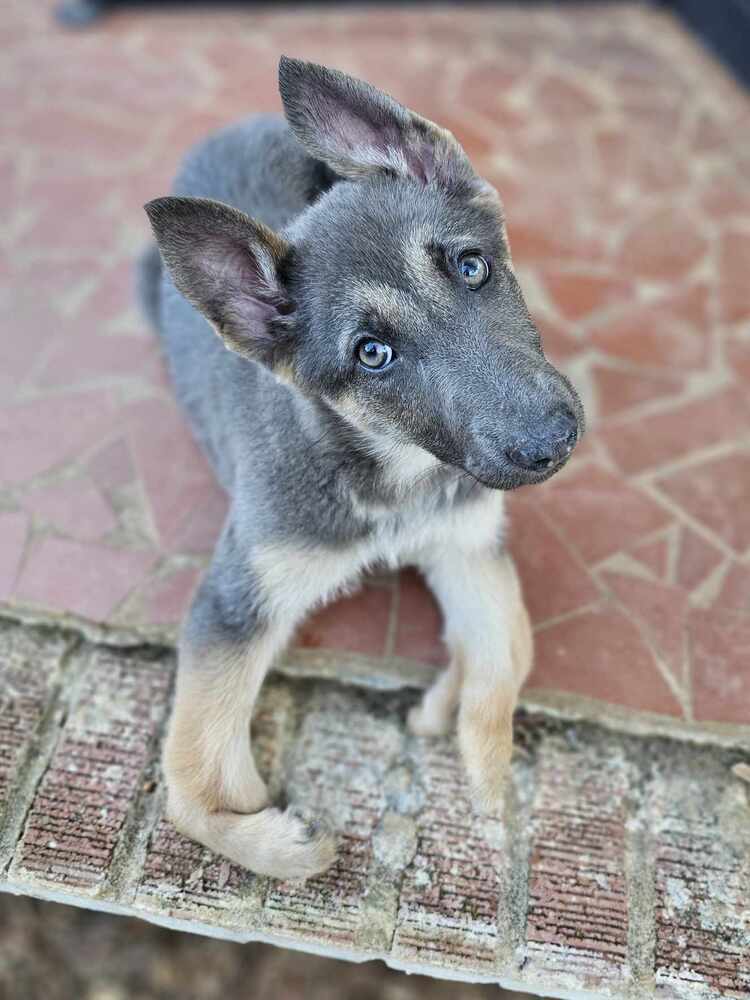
[228,297,280,342]
[202,238,265,286]
[330,111,394,165]
[201,238,284,342]
[405,141,433,184]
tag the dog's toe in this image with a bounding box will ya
[407,704,453,738]
[280,806,337,876]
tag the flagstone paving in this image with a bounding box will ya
[1,0,749,733]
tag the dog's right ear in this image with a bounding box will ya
[144,196,295,366]
[278,56,476,189]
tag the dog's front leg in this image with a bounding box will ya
[163,522,347,879]
[411,548,533,815]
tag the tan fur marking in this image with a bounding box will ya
[415,547,532,814]
[164,632,336,879]
[407,657,463,737]
[164,634,285,816]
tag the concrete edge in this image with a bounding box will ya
[2,605,749,753]
[0,877,627,1000]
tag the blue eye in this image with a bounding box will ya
[459,252,490,289]
[357,339,394,370]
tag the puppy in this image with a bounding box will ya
[140,57,584,879]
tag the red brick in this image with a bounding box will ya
[441,117,496,162]
[137,814,253,923]
[139,567,201,627]
[616,208,708,281]
[125,398,218,551]
[82,265,144,326]
[0,391,116,487]
[264,687,402,950]
[0,625,69,815]
[675,526,724,593]
[698,177,750,221]
[595,128,690,195]
[13,109,141,169]
[297,583,392,658]
[509,500,600,625]
[0,511,29,601]
[690,111,732,154]
[7,255,100,307]
[588,306,709,372]
[13,646,171,891]
[593,365,683,419]
[22,477,117,543]
[534,464,671,565]
[726,335,750,382]
[19,175,117,255]
[656,449,750,555]
[137,678,287,927]
[715,563,750,612]
[525,739,630,982]
[87,437,136,494]
[535,316,583,362]
[0,299,59,399]
[35,331,159,389]
[602,571,688,685]
[534,75,602,118]
[393,737,504,972]
[718,228,750,324]
[508,217,604,267]
[690,609,750,724]
[450,60,525,117]
[603,387,750,476]
[392,569,445,666]
[530,606,683,716]
[654,781,750,993]
[15,537,156,622]
[629,536,669,580]
[665,282,712,330]
[542,270,633,323]
[164,481,227,557]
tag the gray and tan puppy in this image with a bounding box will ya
[140,57,584,879]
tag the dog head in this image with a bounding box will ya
[146,56,584,491]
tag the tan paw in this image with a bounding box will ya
[407,703,453,738]
[253,806,338,880]
[466,768,509,818]
[167,797,337,880]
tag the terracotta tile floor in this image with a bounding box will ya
[2,2,749,727]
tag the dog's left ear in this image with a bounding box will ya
[279,56,477,188]
[144,196,295,366]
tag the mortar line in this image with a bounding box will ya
[101,646,177,907]
[0,632,87,874]
[624,782,657,999]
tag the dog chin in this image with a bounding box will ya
[464,456,571,492]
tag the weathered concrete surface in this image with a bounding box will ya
[1,618,749,999]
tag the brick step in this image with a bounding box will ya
[1,618,748,998]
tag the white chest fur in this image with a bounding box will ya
[253,486,506,623]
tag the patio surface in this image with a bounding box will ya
[1,1,750,731]
[2,1,750,734]
[1,1,750,996]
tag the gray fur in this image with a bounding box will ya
[141,57,584,652]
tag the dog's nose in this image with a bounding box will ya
[506,407,578,473]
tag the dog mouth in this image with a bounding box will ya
[458,444,576,492]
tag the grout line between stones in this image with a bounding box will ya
[624,762,657,1000]
[0,631,87,875]
[101,646,177,907]
[495,749,535,977]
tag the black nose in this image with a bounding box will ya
[506,408,578,473]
